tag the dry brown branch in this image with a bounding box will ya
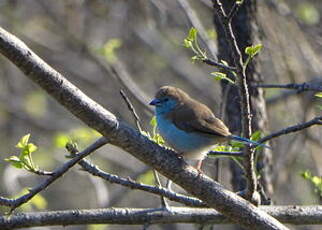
[0,206,321,229]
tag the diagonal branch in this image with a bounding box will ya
[260,116,322,144]
[254,82,322,92]
[78,157,205,207]
[0,26,287,229]
[0,137,108,212]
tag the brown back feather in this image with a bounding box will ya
[159,86,231,137]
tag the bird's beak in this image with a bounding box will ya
[149,98,160,106]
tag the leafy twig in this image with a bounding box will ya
[1,137,108,213]
[213,0,258,203]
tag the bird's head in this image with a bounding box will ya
[149,86,188,115]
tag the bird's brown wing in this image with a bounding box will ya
[168,99,231,137]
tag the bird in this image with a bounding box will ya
[149,86,269,171]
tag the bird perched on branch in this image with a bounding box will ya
[149,86,269,171]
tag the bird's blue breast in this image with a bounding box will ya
[156,115,215,160]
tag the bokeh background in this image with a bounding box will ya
[0,0,321,229]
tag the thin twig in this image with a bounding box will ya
[208,150,243,157]
[63,139,204,207]
[227,1,244,22]
[29,169,54,176]
[152,170,170,208]
[120,89,168,207]
[254,82,322,92]
[202,58,236,71]
[77,157,205,207]
[0,137,108,212]
[120,90,143,132]
[259,116,322,144]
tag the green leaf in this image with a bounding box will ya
[191,55,200,63]
[301,170,322,196]
[250,130,262,141]
[245,44,263,58]
[5,156,23,169]
[183,39,192,48]
[27,143,38,154]
[16,134,31,149]
[230,140,244,148]
[152,134,165,145]
[187,27,197,42]
[211,72,235,84]
[20,147,30,158]
[315,92,322,98]
[220,59,229,66]
[150,116,157,128]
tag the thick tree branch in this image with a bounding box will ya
[0,26,287,229]
[0,206,321,229]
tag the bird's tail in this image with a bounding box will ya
[229,135,271,149]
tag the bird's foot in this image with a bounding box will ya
[195,159,204,175]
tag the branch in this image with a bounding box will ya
[119,90,142,132]
[64,138,204,207]
[0,137,108,212]
[202,58,236,71]
[0,206,321,229]
[213,0,258,204]
[78,157,205,207]
[260,116,322,144]
[0,26,287,229]
[208,151,243,157]
[227,1,244,22]
[254,82,322,92]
